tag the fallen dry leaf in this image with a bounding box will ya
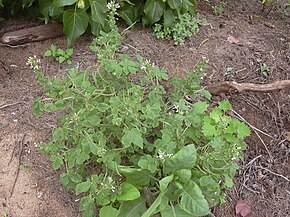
[227,36,239,44]
[235,200,252,217]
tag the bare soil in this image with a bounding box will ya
[0,0,289,216]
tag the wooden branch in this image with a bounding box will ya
[206,80,290,95]
[1,23,63,45]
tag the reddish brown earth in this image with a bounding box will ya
[0,0,289,216]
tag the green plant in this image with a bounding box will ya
[19,163,33,171]
[260,63,270,77]
[1,210,7,217]
[44,44,73,64]
[28,5,250,217]
[1,0,197,45]
[212,0,225,15]
[153,13,199,45]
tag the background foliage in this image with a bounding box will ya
[0,0,197,45]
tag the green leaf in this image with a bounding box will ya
[141,192,165,217]
[57,0,77,7]
[76,181,91,195]
[121,128,143,149]
[60,173,70,186]
[224,175,234,188]
[59,56,65,63]
[119,4,138,26]
[80,195,95,217]
[90,0,107,27]
[144,0,165,24]
[175,169,192,183]
[51,155,63,170]
[70,173,83,183]
[165,144,196,170]
[138,155,158,173]
[202,117,216,138]
[44,49,52,57]
[66,48,73,56]
[193,101,208,114]
[52,128,65,140]
[179,181,210,216]
[161,204,196,217]
[218,100,232,111]
[100,206,118,217]
[159,175,174,192]
[118,196,147,217]
[167,0,182,10]
[236,122,251,138]
[163,10,175,28]
[63,9,89,46]
[117,182,140,201]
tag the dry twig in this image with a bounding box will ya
[206,80,290,95]
[10,134,26,197]
[256,166,290,182]
[0,102,21,109]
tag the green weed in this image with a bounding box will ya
[28,4,250,217]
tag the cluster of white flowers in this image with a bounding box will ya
[99,176,116,193]
[106,1,120,10]
[157,150,173,160]
[26,56,41,70]
[141,59,155,71]
[98,147,107,154]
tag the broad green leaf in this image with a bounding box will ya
[167,0,182,10]
[159,175,174,192]
[63,9,89,46]
[76,181,91,195]
[119,4,137,26]
[144,0,165,24]
[118,196,147,217]
[90,0,107,27]
[141,192,165,217]
[89,18,102,36]
[100,206,118,217]
[165,144,196,170]
[161,204,197,217]
[163,10,175,28]
[57,0,77,7]
[121,128,143,149]
[117,182,140,201]
[180,181,210,216]
[175,169,192,183]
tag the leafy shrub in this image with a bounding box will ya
[28,5,250,217]
[154,13,199,45]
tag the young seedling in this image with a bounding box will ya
[260,63,270,77]
[44,44,73,64]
